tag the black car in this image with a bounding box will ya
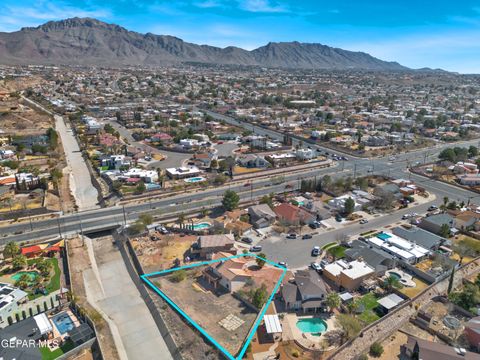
[241,237,253,244]
[302,234,313,240]
[286,233,297,239]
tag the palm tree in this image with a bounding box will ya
[325,292,341,313]
[177,213,186,228]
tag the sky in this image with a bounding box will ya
[1,0,480,73]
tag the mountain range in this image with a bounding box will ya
[0,17,407,70]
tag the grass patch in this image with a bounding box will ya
[327,245,347,259]
[357,293,380,324]
[39,340,75,360]
[321,242,338,250]
[27,257,61,300]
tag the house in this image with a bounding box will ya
[323,259,374,291]
[150,132,173,144]
[274,203,315,226]
[238,154,270,168]
[202,252,283,294]
[401,335,480,360]
[328,191,373,212]
[458,174,480,186]
[344,240,396,274]
[304,200,332,220]
[392,226,447,251]
[377,293,404,315]
[419,213,457,236]
[192,153,214,169]
[266,153,297,167]
[248,204,277,229]
[281,269,329,313]
[100,155,131,170]
[166,166,201,179]
[465,316,480,350]
[452,162,479,175]
[295,148,315,161]
[191,234,235,259]
[366,232,430,264]
[0,283,28,328]
[451,210,480,231]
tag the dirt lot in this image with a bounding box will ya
[133,233,196,273]
[152,265,258,357]
[67,237,119,360]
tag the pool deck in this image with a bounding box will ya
[281,313,337,350]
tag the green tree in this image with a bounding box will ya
[3,242,19,259]
[336,314,362,341]
[259,193,275,209]
[170,269,186,283]
[138,213,153,226]
[344,197,355,215]
[135,181,146,194]
[11,255,27,270]
[325,292,341,312]
[468,145,478,158]
[222,190,240,211]
[252,284,268,309]
[256,253,267,268]
[440,223,451,238]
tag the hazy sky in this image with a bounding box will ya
[1,0,480,73]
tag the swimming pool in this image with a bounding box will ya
[191,222,211,230]
[11,271,39,283]
[296,318,328,336]
[51,312,75,335]
[184,177,206,183]
[388,272,401,281]
[377,232,391,241]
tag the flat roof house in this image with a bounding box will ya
[323,260,374,291]
[0,283,28,328]
[166,166,201,179]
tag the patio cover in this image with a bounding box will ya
[34,313,53,335]
[264,314,282,334]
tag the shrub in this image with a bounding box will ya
[370,342,384,357]
[170,270,187,283]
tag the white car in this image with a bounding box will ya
[310,262,321,271]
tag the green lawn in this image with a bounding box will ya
[357,293,381,324]
[39,340,75,360]
[27,257,61,300]
[321,242,338,250]
[327,245,347,259]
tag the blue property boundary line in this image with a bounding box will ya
[141,253,287,360]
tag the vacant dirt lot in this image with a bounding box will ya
[152,266,258,357]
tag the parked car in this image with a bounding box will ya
[286,233,297,239]
[311,246,321,256]
[402,214,411,220]
[359,219,368,224]
[320,259,330,268]
[250,245,262,252]
[335,214,343,222]
[428,205,438,211]
[302,234,313,240]
[241,237,253,244]
[277,261,288,268]
[310,262,321,271]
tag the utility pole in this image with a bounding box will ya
[27,210,33,232]
[353,163,357,179]
[56,217,62,237]
[122,205,127,226]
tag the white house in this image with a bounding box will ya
[0,283,28,328]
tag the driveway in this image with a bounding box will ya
[55,115,99,211]
[84,237,173,360]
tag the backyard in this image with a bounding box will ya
[357,293,381,324]
[39,340,75,360]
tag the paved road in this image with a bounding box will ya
[55,114,100,211]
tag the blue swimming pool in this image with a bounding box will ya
[377,232,391,241]
[184,177,206,183]
[190,222,211,230]
[296,318,328,336]
[51,312,75,335]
